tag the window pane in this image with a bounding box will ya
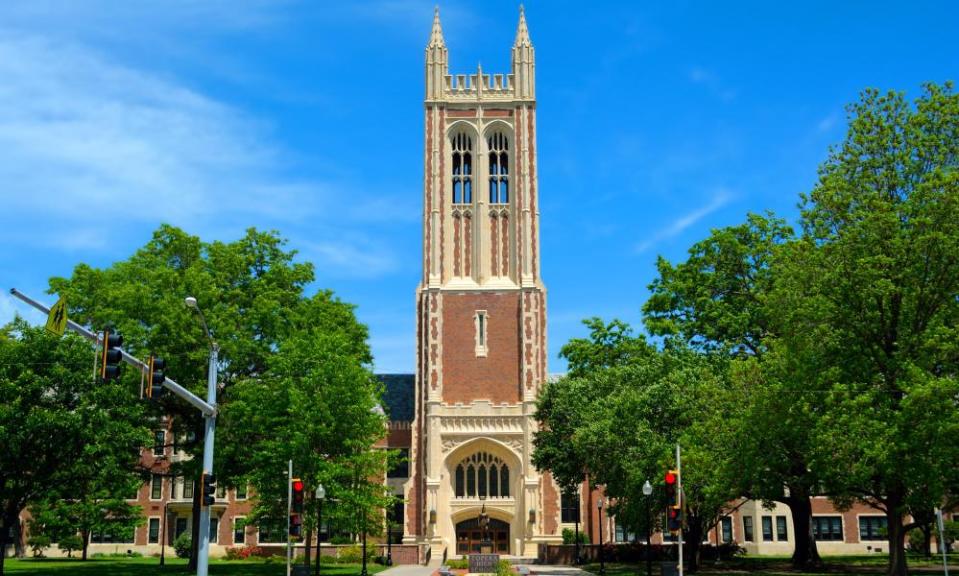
[234,518,245,544]
[489,465,499,497]
[455,465,465,497]
[151,475,163,499]
[466,465,475,497]
[183,478,194,500]
[743,516,754,542]
[776,516,788,541]
[500,466,509,497]
[209,518,218,543]
[148,518,160,544]
[478,465,487,497]
[721,517,732,543]
[236,483,248,500]
[154,430,165,457]
[762,516,773,541]
[464,178,472,203]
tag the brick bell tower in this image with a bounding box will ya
[404,7,557,557]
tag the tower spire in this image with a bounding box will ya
[514,4,531,47]
[427,6,445,48]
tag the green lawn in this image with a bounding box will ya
[2,557,389,576]
[581,555,959,576]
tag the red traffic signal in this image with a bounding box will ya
[665,470,677,485]
[292,478,305,513]
[667,507,682,533]
[665,469,679,509]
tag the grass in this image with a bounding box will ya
[1,557,389,576]
[581,554,959,576]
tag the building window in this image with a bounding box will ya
[561,491,580,524]
[859,516,887,541]
[475,311,488,357]
[233,517,245,545]
[151,475,163,500]
[175,518,188,541]
[615,522,636,543]
[148,518,160,544]
[812,516,844,541]
[776,516,788,541]
[153,430,165,457]
[388,448,410,479]
[183,477,194,500]
[90,527,135,544]
[721,517,733,543]
[209,517,219,544]
[216,484,226,499]
[451,132,473,204]
[487,131,509,204]
[743,516,754,542]
[236,483,248,500]
[762,516,773,541]
[452,452,509,499]
[258,520,286,544]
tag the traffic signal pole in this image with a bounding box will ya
[8,289,215,417]
[676,443,683,576]
[197,344,218,576]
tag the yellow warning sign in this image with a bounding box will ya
[46,296,68,337]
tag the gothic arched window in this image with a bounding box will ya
[452,452,510,499]
[487,131,509,204]
[451,132,473,204]
[455,465,465,497]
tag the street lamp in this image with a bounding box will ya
[643,480,653,576]
[386,503,393,567]
[315,484,325,576]
[598,498,606,576]
[185,296,218,576]
[572,491,581,566]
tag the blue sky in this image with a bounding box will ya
[1,0,956,374]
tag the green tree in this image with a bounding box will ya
[0,321,149,576]
[219,324,390,570]
[643,214,831,569]
[795,83,959,576]
[46,224,345,568]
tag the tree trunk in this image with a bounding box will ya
[81,529,89,561]
[920,525,932,558]
[189,474,201,570]
[886,509,908,576]
[0,510,11,576]
[784,493,822,570]
[686,518,704,573]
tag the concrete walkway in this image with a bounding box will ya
[378,557,443,576]
[521,566,593,576]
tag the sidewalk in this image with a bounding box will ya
[379,557,443,576]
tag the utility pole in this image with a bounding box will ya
[287,460,293,576]
[676,443,683,576]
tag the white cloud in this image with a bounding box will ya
[300,238,399,279]
[636,188,734,253]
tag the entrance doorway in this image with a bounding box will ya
[455,518,509,554]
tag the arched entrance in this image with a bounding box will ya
[455,518,510,554]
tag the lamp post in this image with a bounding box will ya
[185,296,218,576]
[386,509,393,567]
[360,518,368,576]
[160,501,170,567]
[315,484,325,576]
[574,497,581,566]
[643,480,653,576]
[598,498,606,576]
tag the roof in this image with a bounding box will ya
[377,374,415,423]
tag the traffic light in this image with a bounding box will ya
[146,355,166,399]
[665,469,681,534]
[291,478,305,513]
[665,469,679,508]
[100,329,123,381]
[202,472,217,506]
[667,506,683,534]
[289,513,302,538]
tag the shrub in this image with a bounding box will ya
[445,558,469,569]
[27,535,50,558]
[173,532,193,559]
[562,528,590,545]
[59,535,83,558]
[496,559,513,576]
[224,547,243,560]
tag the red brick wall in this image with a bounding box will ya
[441,291,521,404]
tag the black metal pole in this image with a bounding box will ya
[360,520,368,576]
[160,502,168,567]
[599,505,605,576]
[646,498,652,576]
[387,519,393,566]
[574,518,581,565]
[315,499,322,576]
